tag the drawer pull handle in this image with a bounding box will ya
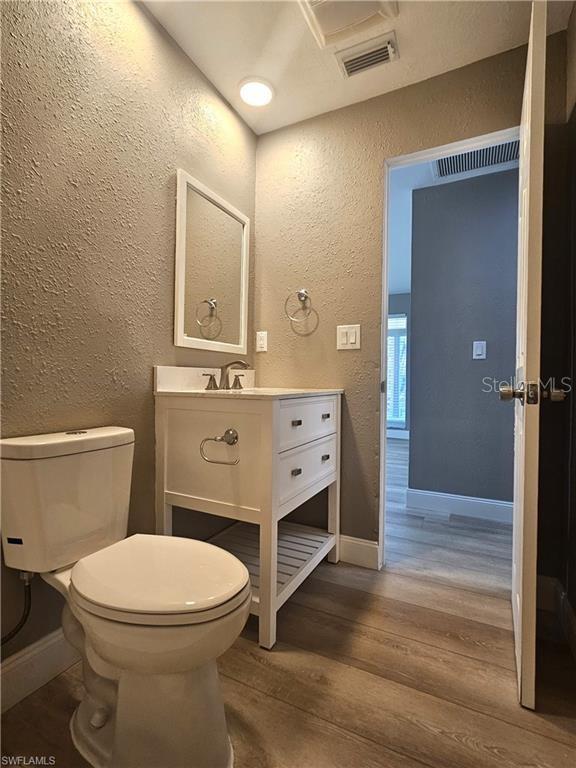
[321,454,330,462]
[291,419,303,427]
[321,413,331,420]
[291,468,303,477]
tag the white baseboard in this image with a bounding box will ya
[406,488,513,524]
[1,628,80,712]
[339,535,380,570]
[386,429,409,440]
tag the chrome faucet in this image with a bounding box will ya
[218,360,249,390]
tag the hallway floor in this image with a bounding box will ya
[385,438,512,597]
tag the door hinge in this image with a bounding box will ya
[380,380,386,394]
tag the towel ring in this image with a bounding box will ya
[200,428,239,466]
[196,298,218,328]
[284,289,312,323]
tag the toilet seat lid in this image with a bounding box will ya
[70,534,249,614]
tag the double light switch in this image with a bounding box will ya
[337,325,361,350]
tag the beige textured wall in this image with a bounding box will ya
[254,37,565,541]
[567,6,576,119]
[1,0,256,655]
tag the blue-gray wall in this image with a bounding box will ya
[409,170,518,502]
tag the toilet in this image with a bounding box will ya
[1,427,251,768]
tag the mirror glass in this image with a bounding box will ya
[174,170,249,353]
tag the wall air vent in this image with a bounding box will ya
[336,32,399,78]
[436,140,520,178]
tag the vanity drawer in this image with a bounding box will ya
[277,435,337,507]
[278,396,337,452]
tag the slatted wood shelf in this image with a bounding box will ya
[210,521,336,614]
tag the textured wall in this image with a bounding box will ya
[254,44,532,540]
[409,171,518,503]
[1,0,256,656]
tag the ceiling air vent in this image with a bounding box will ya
[436,140,520,178]
[336,33,399,78]
[300,1,399,49]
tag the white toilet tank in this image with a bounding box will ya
[1,427,134,573]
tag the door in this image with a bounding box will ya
[501,0,546,710]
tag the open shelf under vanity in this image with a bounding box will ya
[210,521,336,613]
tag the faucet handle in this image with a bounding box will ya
[203,373,218,391]
[231,374,244,391]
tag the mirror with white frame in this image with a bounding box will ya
[174,169,249,353]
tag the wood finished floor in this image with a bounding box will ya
[384,438,513,599]
[3,439,575,767]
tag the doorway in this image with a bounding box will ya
[379,127,520,598]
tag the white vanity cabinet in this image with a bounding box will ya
[154,374,342,649]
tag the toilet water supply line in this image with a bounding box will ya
[1,571,34,646]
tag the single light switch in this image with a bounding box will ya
[256,331,268,352]
[472,340,487,360]
[337,324,361,350]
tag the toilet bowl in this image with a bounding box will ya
[44,534,251,768]
[0,427,250,768]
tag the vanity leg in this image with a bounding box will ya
[327,480,340,564]
[158,503,173,536]
[258,518,277,649]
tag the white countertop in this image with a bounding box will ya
[154,387,343,400]
[153,367,342,399]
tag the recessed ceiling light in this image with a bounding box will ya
[239,78,274,107]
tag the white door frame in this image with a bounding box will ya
[378,125,521,569]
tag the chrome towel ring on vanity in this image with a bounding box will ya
[200,428,240,465]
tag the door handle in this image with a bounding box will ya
[499,382,539,405]
[542,387,568,403]
[499,383,525,403]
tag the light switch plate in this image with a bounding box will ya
[337,324,361,350]
[256,331,268,352]
[472,340,487,360]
